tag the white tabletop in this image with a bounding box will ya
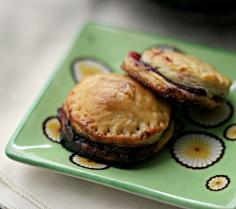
[1,0,236,208]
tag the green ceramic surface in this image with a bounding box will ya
[5,23,236,209]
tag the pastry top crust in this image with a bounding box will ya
[142,48,232,98]
[64,74,171,147]
[122,55,221,109]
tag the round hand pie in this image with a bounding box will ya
[122,47,232,109]
[59,73,173,167]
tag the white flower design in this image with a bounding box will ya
[43,117,61,143]
[206,175,230,191]
[71,58,110,83]
[186,102,233,128]
[224,124,236,141]
[171,132,225,169]
[70,154,109,170]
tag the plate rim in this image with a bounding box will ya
[6,148,236,209]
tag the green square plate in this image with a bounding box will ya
[6,23,236,209]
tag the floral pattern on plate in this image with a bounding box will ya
[71,58,111,83]
[170,132,225,169]
[224,123,236,141]
[70,154,109,170]
[206,175,230,191]
[186,102,233,128]
[43,116,61,143]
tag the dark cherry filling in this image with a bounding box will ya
[129,51,141,61]
[58,107,159,168]
[128,52,207,96]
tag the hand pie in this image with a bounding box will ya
[122,47,232,109]
[58,73,173,167]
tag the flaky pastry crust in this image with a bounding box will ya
[122,48,232,109]
[142,48,231,98]
[64,74,171,147]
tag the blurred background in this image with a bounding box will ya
[0,0,236,208]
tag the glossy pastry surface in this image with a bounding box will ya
[64,73,171,147]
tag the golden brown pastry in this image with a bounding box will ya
[122,47,232,109]
[59,73,173,167]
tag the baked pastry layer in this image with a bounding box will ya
[64,74,171,147]
[122,49,232,109]
[59,107,174,168]
[142,48,231,98]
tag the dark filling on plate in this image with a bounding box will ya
[129,51,207,96]
[58,107,160,168]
